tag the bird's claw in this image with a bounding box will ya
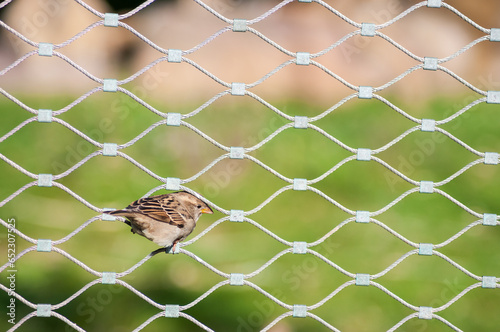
[165,242,179,254]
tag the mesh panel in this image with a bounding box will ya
[1,1,499,331]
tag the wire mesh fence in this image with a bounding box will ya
[1,0,499,331]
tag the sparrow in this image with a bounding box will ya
[108,191,213,251]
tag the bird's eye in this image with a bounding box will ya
[197,205,202,208]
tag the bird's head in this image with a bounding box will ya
[178,191,213,220]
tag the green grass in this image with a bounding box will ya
[1,93,499,332]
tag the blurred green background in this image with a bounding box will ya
[1,0,500,330]
[1,91,499,331]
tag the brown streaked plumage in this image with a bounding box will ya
[108,191,213,250]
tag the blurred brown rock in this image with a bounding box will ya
[1,0,498,105]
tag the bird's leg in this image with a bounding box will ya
[166,240,179,254]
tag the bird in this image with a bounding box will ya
[108,191,213,251]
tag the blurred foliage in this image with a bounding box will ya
[0,93,499,332]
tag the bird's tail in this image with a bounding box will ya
[107,209,134,216]
[105,209,132,227]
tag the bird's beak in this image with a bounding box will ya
[201,207,213,214]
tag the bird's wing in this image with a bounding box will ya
[129,194,186,228]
